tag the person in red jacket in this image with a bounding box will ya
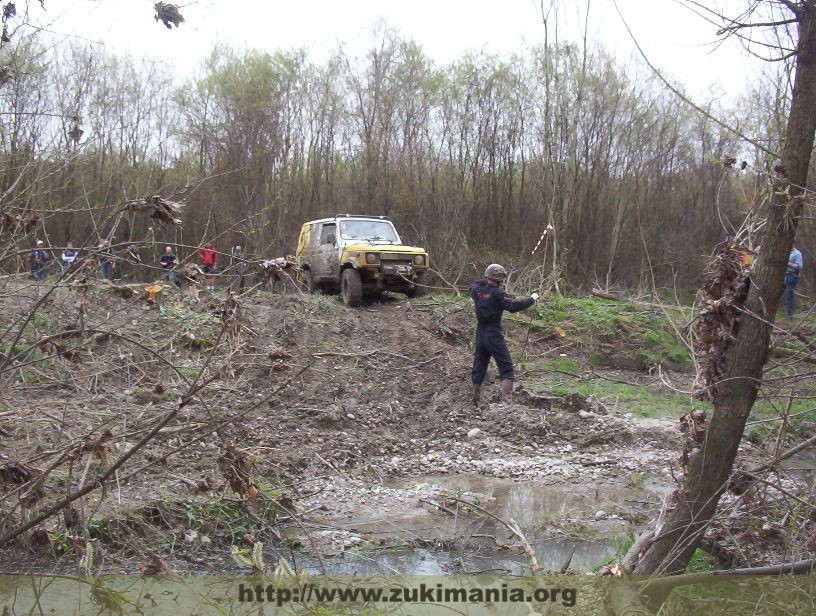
[196,242,218,291]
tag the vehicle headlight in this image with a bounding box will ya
[413,255,425,265]
[365,253,379,264]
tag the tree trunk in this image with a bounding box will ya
[632,0,816,595]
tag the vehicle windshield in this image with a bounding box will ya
[338,219,400,243]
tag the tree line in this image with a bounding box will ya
[0,25,809,292]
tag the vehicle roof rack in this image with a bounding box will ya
[334,214,391,220]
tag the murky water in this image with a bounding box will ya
[291,539,614,575]
[2,476,672,576]
[285,475,672,574]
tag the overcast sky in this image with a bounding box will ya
[39,0,762,100]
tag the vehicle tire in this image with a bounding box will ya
[341,268,363,307]
[406,271,429,298]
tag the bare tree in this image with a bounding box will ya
[630,0,816,601]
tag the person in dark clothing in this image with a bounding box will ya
[230,245,247,293]
[160,245,177,282]
[470,263,539,406]
[30,240,52,280]
[97,239,115,280]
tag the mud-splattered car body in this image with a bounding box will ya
[296,215,429,307]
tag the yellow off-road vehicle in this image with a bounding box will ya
[296,215,429,307]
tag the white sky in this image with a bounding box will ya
[38,0,765,101]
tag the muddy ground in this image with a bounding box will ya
[0,279,809,574]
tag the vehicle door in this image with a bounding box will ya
[312,223,338,281]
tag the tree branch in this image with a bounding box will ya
[613,0,779,158]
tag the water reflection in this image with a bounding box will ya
[284,476,675,575]
[292,538,614,576]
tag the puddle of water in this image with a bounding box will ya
[284,475,674,574]
[290,538,614,575]
[329,475,670,535]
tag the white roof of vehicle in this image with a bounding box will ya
[304,215,391,225]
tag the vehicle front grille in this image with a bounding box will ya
[379,253,412,264]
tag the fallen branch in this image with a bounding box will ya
[428,495,541,576]
[751,432,816,473]
[506,518,540,576]
[590,289,652,307]
[769,346,816,365]
[641,558,816,595]
[419,498,459,518]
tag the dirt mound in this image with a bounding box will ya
[0,281,679,567]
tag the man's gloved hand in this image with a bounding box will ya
[531,293,540,301]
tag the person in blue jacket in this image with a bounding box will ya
[785,243,804,317]
[470,263,539,407]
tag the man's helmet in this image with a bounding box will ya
[484,263,507,282]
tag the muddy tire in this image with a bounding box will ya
[341,268,363,307]
[405,271,429,298]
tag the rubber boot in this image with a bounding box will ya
[472,384,481,408]
[500,379,514,405]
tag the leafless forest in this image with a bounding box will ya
[2,3,816,612]
[1,4,810,291]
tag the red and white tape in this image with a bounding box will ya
[531,224,554,254]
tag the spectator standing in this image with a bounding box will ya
[98,239,115,280]
[785,242,804,317]
[31,240,52,280]
[60,241,78,271]
[160,245,177,282]
[230,245,247,293]
[197,242,218,291]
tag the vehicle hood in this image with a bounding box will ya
[342,243,426,254]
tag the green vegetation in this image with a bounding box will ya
[628,473,647,489]
[549,356,581,373]
[749,340,816,435]
[591,532,717,575]
[159,301,220,350]
[513,296,693,368]
[592,530,635,571]
[525,365,702,419]
[686,548,717,573]
[176,366,200,379]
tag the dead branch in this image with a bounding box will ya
[153,2,184,29]
[0,318,232,547]
[639,558,816,597]
[120,195,183,225]
[692,240,753,401]
[427,495,541,576]
[116,363,313,485]
[750,432,816,474]
[590,288,651,307]
[769,345,816,365]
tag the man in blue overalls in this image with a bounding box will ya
[470,264,539,407]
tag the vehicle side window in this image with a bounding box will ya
[320,223,336,245]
